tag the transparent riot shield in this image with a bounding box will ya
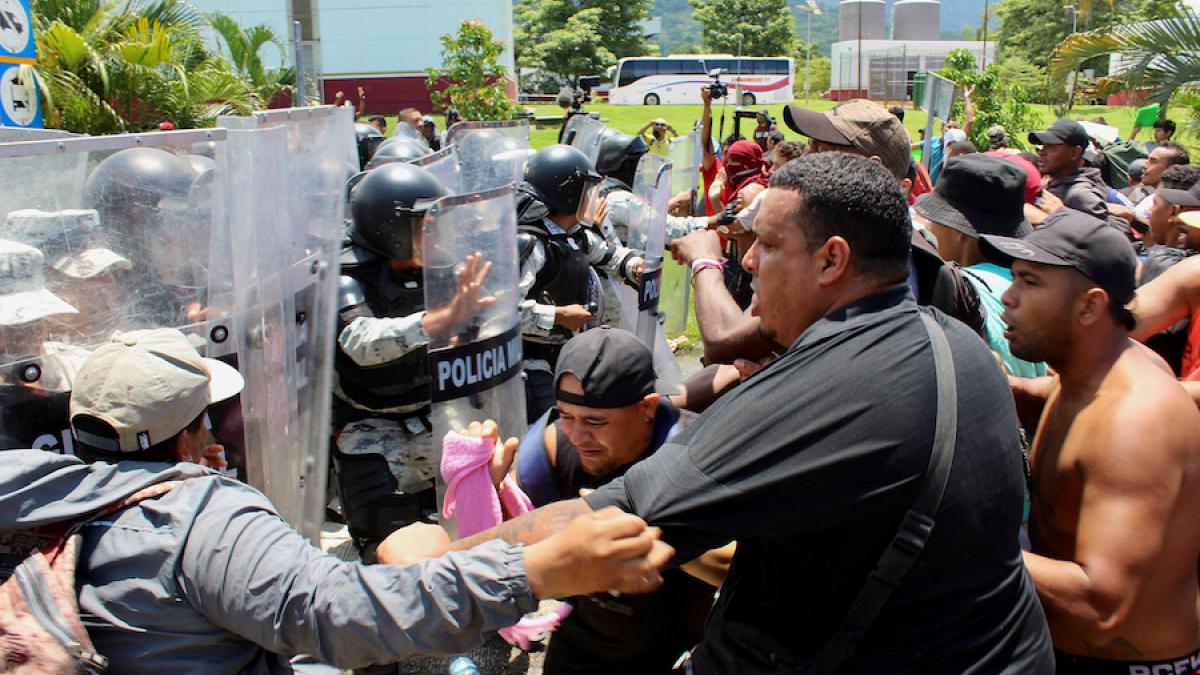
[663,131,702,335]
[562,114,607,165]
[0,129,229,455]
[394,121,432,151]
[444,120,531,193]
[412,145,462,194]
[423,186,524,535]
[217,105,356,541]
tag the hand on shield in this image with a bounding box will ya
[421,252,496,341]
[524,507,675,599]
[667,191,692,217]
[593,196,610,229]
[670,229,724,267]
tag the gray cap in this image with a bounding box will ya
[70,329,244,453]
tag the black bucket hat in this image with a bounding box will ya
[913,154,1031,239]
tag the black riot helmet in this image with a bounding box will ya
[365,137,430,170]
[83,147,196,244]
[355,122,386,171]
[349,162,447,260]
[523,144,602,216]
[595,129,648,189]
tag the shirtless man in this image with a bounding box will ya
[982,208,1200,674]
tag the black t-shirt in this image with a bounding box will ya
[585,286,1053,674]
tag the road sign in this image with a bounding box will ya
[0,64,40,127]
[0,0,35,64]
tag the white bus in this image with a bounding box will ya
[607,55,794,106]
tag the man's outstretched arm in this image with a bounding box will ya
[452,498,592,551]
[376,501,673,599]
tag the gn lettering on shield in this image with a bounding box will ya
[433,328,522,400]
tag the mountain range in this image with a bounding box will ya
[652,0,989,55]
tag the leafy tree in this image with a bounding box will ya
[1049,8,1200,109]
[996,0,1180,68]
[529,8,615,80]
[690,0,797,57]
[994,55,1049,102]
[25,0,259,132]
[515,0,651,77]
[208,12,293,105]
[939,48,1043,151]
[426,19,515,121]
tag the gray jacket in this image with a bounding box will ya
[1046,167,1109,221]
[0,451,535,673]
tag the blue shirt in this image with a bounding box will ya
[963,263,1048,378]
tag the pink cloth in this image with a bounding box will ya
[498,603,574,649]
[440,430,533,538]
[440,430,570,649]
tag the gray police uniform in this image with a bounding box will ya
[333,253,437,548]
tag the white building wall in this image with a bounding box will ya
[192,0,514,77]
[319,0,513,76]
[830,39,997,91]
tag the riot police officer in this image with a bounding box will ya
[589,129,653,327]
[334,161,492,561]
[516,144,642,422]
[354,122,386,171]
[365,136,430,170]
[82,147,207,329]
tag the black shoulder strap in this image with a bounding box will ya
[811,310,958,674]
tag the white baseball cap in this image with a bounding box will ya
[4,209,131,278]
[69,329,244,453]
[0,239,78,326]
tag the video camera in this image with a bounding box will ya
[708,69,728,101]
[571,76,602,111]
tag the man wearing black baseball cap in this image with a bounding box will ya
[982,208,1200,674]
[493,327,711,673]
[1028,118,1109,221]
[1146,166,1200,250]
[913,154,1046,377]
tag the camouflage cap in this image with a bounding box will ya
[784,99,911,180]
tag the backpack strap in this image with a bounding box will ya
[516,411,561,507]
[810,310,958,674]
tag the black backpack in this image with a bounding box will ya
[910,234,986,337]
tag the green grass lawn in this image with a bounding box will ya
[384,100,1181,154]
[521,100,1177,152]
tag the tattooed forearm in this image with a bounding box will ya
[448,499,591,551]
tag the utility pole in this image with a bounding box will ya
[857,1,863,98]
[798,0,822,102]
[1064,4,1079,111]
[981,0,990,68]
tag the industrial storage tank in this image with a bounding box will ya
[892,0,941,41]
[838,0,887,41]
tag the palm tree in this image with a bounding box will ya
[24,0,259,132]
[208,12,293,105]
[1048,7,1200,109]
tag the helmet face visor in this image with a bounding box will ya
[356,209,424,261]
[576,179,604,226]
